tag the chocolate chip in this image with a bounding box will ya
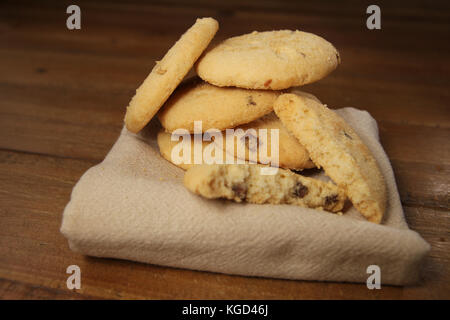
[264,79,272,87]
[292,182,308,198]
[247,95,256,106]
[232,183,247,200]
[325,194,338,206]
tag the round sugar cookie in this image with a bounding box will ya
[217,112,315,170]
[195,30,340,90]
[274,92,387,223]
[158,77,280,132]
[125,18,219,133]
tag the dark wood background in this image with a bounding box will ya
[0,0,449,299]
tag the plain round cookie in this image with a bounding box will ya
[157,129,237,170]
[217,112,315,170]
[124,18,218,133]
[274,92,387,223]
[195,30,340,90]
[158,77,280,132]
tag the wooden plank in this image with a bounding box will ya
[0,83,124,162]
[0,0,448,300]
[0,45,447,129]
[0,149,448,299]
[0,278,95,300]
[1,0,448,130]
[1,82,448,209]
[392,159,450,210]
[403,206,450,298]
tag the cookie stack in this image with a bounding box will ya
[124,17,387,223]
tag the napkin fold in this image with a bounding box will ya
[61,108,430,285]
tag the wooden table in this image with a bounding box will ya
[0,0,449,299]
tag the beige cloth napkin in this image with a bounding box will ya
[61,108,430,285]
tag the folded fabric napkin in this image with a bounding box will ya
[61,108,430,285]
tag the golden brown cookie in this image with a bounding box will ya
[125,18,219,133]
[274,92,387,223]
[158,77,279,133]
[195,30,340,90]
[216,112,315,170]
[157,129,238,170]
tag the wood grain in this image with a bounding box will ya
[0,149,448,299]
[0,0,449,299]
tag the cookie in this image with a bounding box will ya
[124,18,219,133]
[157,129,238,170]
[217,112,315,170]
[273,92,387,223]
[195,30,340,90]
[158,77,279,132]
[183,164,346,213]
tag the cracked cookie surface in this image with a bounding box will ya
[274,92,387,223]
[183,164,346,213]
